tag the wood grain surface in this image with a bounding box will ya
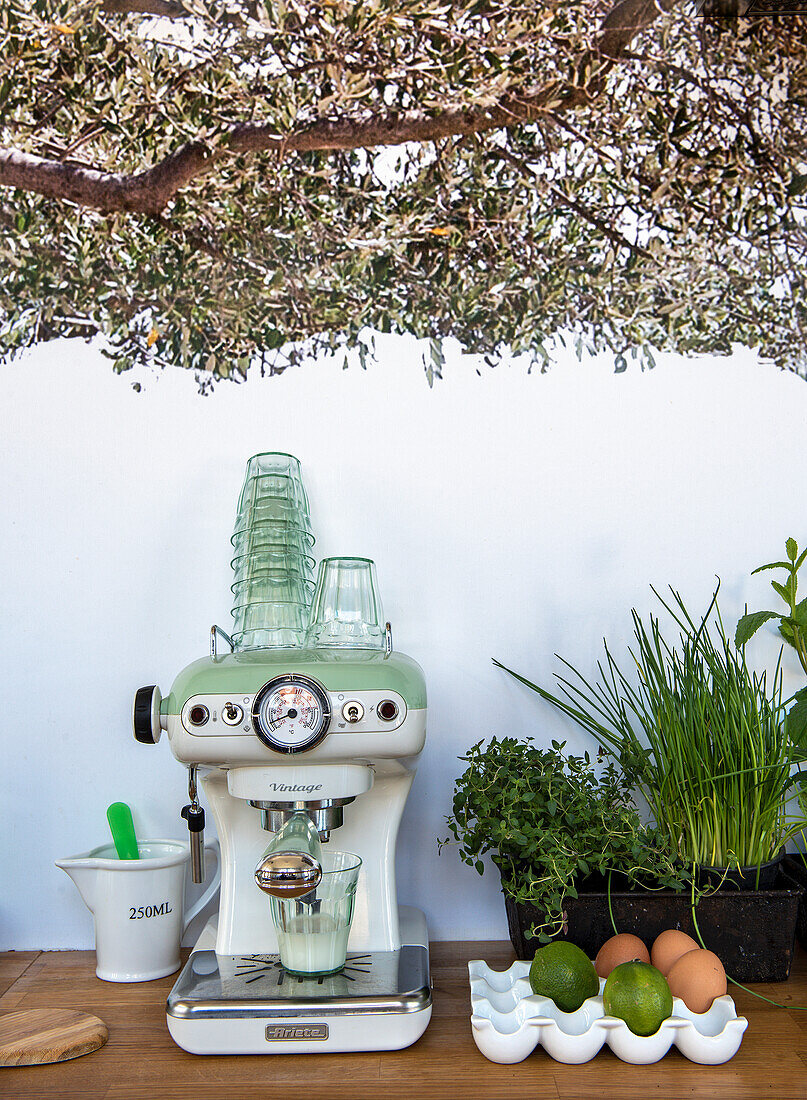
[0,1008,108,1066]
[0,942,806,1097]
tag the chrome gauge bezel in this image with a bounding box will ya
[251,673,332,754]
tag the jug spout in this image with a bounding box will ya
[55,856,100,913]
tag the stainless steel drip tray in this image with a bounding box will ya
[167,947,431,1020]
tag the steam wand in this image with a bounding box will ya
[181,764,205,884]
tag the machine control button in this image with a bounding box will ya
[378,699,399,722]
[222,702,243,726]
[189,704,210,726]
[342,701,364,724]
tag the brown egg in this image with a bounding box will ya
[650,929,700,977]
[594,933,651,978]
[667,949,727,1013]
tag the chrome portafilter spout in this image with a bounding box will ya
[253,810,324,900]
[254,850,322,899]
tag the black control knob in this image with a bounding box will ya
[133,685,162,744]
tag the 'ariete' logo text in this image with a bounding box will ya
[266,1024,328,1041]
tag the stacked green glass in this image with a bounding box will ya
[229,453,316,649]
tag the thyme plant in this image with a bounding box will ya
[441,736,686,942]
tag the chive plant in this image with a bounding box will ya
[495,585,807,873]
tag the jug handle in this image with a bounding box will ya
[183,840,221,934]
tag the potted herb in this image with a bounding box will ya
[736,537,807,708]
[492,584,806,979]
[495,584,807,884]
[441,736,687,946]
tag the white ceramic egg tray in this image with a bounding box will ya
[469,959,748,1065]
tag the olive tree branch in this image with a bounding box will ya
[0,0,679,215]
[100,0,190,16]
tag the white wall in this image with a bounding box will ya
[2,337,806,950]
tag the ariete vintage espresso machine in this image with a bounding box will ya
[132,454,431,1054]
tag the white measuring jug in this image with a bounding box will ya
[56,838,220,982]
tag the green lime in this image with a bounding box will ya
[603,960,673,1036]
[528,941,599,1013]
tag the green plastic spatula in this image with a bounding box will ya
[106,802,139,860]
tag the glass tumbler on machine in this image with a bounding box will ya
[268,852,363,977]
[305,557,385,649]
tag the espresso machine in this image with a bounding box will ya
[132,455,431,1054]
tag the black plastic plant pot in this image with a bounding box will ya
[504,869,804,982]
[697,851,784,892]
[782,855,807,950]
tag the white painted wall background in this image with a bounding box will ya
[2,337,807,950]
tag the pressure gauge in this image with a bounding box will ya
[251,674,331,754]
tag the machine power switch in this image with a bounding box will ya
[133,685,162,744]
[342,701,364,724]
[222,702,244,725]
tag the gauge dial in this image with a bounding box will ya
[251,674,331,753]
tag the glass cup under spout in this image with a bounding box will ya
[269,851,362,977]
[305,557,385,649]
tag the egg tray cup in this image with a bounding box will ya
[469,960,748,1065]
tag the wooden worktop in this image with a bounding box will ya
[2,942,807,1099]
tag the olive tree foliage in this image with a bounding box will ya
[0,1,805,389]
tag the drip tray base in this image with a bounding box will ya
[166,946,432,1054]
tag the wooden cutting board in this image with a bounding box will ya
[0,1009,108,1066]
